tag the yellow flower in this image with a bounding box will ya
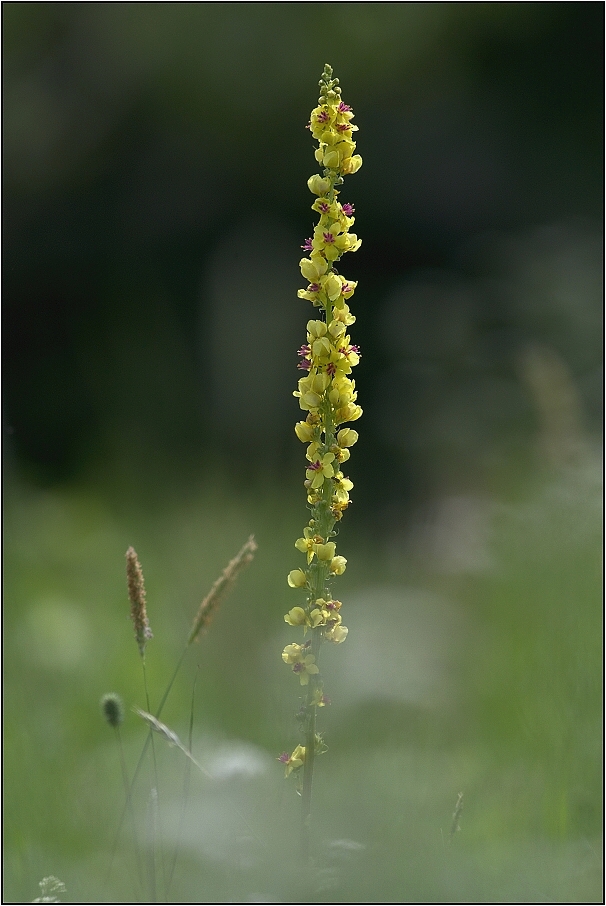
[334,472,354,496]
[342,154,363,175]
[337,428,358,447]
[321,273,343,302]
[300,256,328,282]
[287,569,307,588]
[335,402,363,424]
[325,623,348,643]
[310,687,330,707]
[332,301,356,325]
[295,527,322,564]
[292,653,320,685]
[278,744,306,777]
[309,608,328,628]
[282,643,303,664]
[312,221,360,262]
[306,319,327,339]
[305,452,335,489]
[330,556,347,575]
[284,607,308,627]
[283,643,320,683]
[307,174,331,195]
[294,420,315,443]
[313,541,336,561]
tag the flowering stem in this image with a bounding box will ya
[281,63,362,861]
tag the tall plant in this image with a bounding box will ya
[279,64,362,855]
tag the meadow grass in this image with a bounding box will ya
[3,451,601,903]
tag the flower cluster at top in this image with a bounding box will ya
[280,64,362,780]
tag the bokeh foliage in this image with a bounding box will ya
[3,3,602,903]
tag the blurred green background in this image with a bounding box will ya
[4,3,602,903]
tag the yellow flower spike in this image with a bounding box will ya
[283,64,361,794]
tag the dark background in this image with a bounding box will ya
[4,2,602,499]
[4,4,603,903]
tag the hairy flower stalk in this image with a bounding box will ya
[126,546,153,657]
[281,64,362,855]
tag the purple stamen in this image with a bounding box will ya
[308,460,322,472]
[308,283,320,293]
[278,752,290,763]
[326,363,336,377]
[323,232,335,244]
[338,102,352,113]
[297,359,311,372]
[301,238,313,251]
[293,662,304,674]
[318,201,330,213]
[341,203,355,216]
[317,110,329,123]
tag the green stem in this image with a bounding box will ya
[301,624,323,859]
[299,167,340,862]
